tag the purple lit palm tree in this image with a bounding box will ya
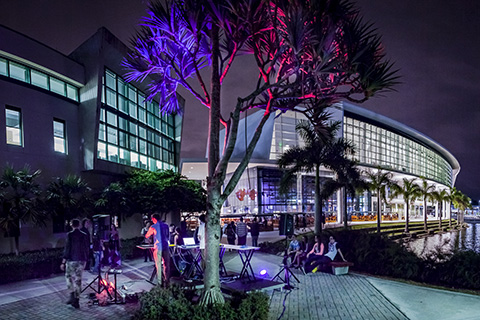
[124,0,399,304]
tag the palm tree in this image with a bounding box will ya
[391,178,421,233]
[418,178,435,231]
[430,189,448,229]
[451,189,471,226]
[45,175,92,229]
[364,168,394,234]
[0,165,45,254]
[278,120,355,236]
[323,160,365,230]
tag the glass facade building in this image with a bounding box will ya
[97,69,181,172]
[213,103,460,219]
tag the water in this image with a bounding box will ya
[405,223,480,257]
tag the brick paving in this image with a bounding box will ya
[267,270,408,320]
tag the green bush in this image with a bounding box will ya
[120,237,145,260]
[0,248,64,284]
[134,286,269,320]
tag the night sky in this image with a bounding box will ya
[1,0,480,200]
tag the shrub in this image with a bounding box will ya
[120,237,145,260]
[133,286,269,320]
[0,248,64,284]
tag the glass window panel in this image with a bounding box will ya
[106,88,117,108]
[117,78,127,96]
[99,108,105,122]
[156,160,162,171]
[107,126,118,145]
[129,122,137,135]
[66,84,78,101]
[118,96,128,114]
[106,111,117,126]
[54,137,65,153]
[0,58,7,76]
[138,93,146,108]
[9,62,28,82]
[6,109,20,128]
[138,126,146,139]
[139,139,146,154]
[119,148,130,165]
[129,101,137,119]
[118,117,127,131]
[138,108,146,122]
[31,70,48,89]
[108,144,119,162]
[98,123,106,141]
[139,155,147,169]
[106,70,116,89]
[119,131,128,148]
[147,113,155,127]
[53,120,64,137]
[97,142,107,159]
[130,136,138,151]
[6,127,21,145]
[50,77,65,95]
[128,85,137,102]
[130,152,139,168]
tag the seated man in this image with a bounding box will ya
[287,234,301,266]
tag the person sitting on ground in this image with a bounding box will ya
[287,234,301,266]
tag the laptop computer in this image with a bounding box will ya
[183,237,196,246]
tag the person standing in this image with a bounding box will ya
[60,219,89,309]
[141,220,153,262]
[236,217,248,246]
[145,214,170,287]
[226,221,236,246]
[80,218,92,270]
[249,217,260,247]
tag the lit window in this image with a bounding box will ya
[9,62,29,82]
[53,119,66,153]
[31,70,49,89]
[66,84,78,101]
[0,58,7,76]
[97,142,107,159]
[50,77,65,95]
[6,107,22,146]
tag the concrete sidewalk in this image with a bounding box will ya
[1,231,480,319]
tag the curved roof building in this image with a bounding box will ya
[182,102,459,220]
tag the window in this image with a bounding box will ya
[53,119,66,153]
[31,70,49,89]
[6,107,22,146]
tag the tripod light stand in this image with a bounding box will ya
[271,235,300,290]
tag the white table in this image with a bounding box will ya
[222,244,260,281]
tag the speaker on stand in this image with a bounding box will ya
[272,213,300,289]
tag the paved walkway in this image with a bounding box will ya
[1,229,480,319]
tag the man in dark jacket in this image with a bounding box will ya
[60,218,89,309]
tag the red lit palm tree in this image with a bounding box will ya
[124,0,398,304]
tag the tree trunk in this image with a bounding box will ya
[201,23,224,305]
[438,201,442,230]
[376,189,381,234]
[423,198,428,231]
[314,164,322,236]
[448,201,452,228]
[343,188,348,230]
[404,203,410,233]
